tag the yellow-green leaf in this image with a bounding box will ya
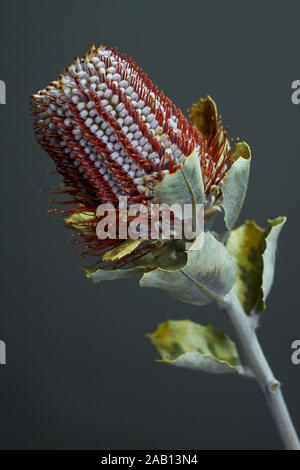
[102,239,144,262]
[189,95,229,158]
[64,209,96,234]
[146,319,241,374]
[189,95,219,141]
[82,264,148,282]
[226,217,286,314]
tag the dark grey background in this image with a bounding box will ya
[0,0,299,450]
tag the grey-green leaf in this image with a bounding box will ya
[262,218,286,301]
[154,148,205,218]
[140,232,236,305]
[146,319,242,374]
[222,142,251,230]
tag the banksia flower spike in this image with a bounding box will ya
[31,44,245,269]
[31,44,299,450]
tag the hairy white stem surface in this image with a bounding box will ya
[222,291,300,450]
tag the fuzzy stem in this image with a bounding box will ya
[222,291,299,450]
